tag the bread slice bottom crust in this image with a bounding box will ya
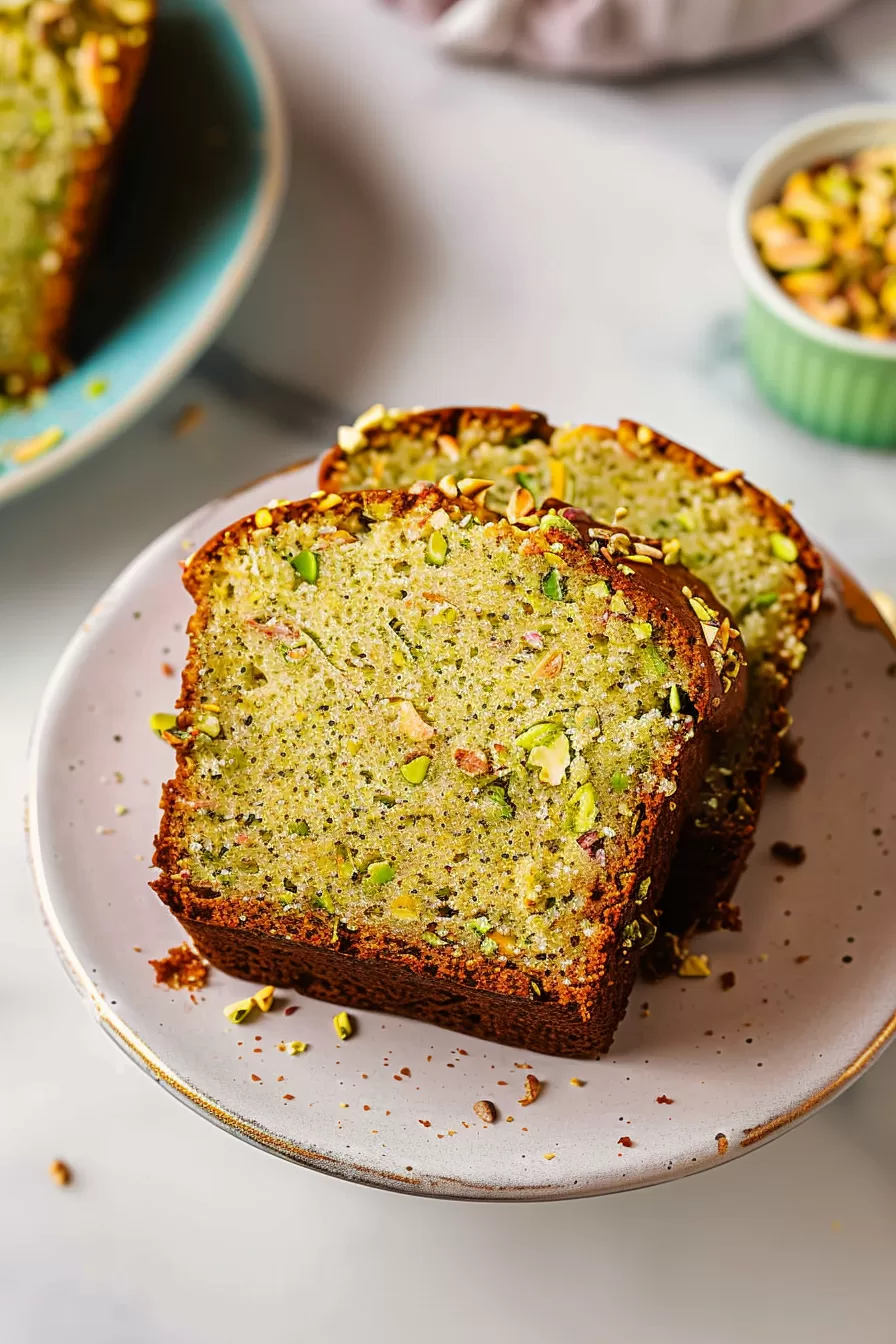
[174,731,708,1058]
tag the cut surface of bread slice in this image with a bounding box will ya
[321,407,824,951]
[0,1,153,391]
[153,487,745,1056]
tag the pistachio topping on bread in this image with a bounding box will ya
[153,486,746,1055]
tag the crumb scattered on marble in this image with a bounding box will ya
[771,841,806,866]
[677,953,711,978]
[174,403,205,436]
[148,942,208,991]
[518,1073,541,1106]
[49,1160,72,1186]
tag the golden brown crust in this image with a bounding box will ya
[608,421,824,946]
[152,486,745,1055]
[540,500,747,737]
[318,405,552,495]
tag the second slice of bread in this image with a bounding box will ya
[321,406,824,960]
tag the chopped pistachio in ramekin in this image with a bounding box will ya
[750,146,896,339]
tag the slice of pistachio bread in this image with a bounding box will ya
[153,486,746,1056]
[321,406,824,957]
[0,1,153,392]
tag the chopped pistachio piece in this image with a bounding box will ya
[588,579,610,599]
[397,700,434,741]
[425,530,448,566]
[531,648,564,679]
[390,893,418,920]
[195,713,221,738]
[367,860,395,885]
[314,892,336,914]
[762,237,829,271]
[400,755,430,785]
[637,913,658,950]
[752,591,779,610]
[223,998,254,1024]
[621,919,641,948]
[421,930,446,947]
[468,916,492,935]
[338,425,366,453]
[480,937,499,957]
[567,782,598,835]
[8,426,64,464]
[353,403,386,433]
[541,568,565,601]
[770,532,798,563]
[678,953,712,978]
[480,782,514,819]
[688,595,714,623]
[333,1011,353,1040]
[150,712,177,736]
[251,985,275,1012]
[291,549,319,584]
[642,643,667,677]
[611,771,627,793]
[335,846,355,882]
[669,683,682,714]
[286,1040,307,1054]
[539,512,579,537]
[528,731,570,785]
[514,722,561,751]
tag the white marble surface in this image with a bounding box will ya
[4,0,896,1339]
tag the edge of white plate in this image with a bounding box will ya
[25,477,896,1200]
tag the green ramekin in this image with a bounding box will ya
[730,104,896,449]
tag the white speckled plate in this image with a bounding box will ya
[28,461,896,1200]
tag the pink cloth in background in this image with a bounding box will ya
[388,0,858,76]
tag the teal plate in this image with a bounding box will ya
[0,0,287,505]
